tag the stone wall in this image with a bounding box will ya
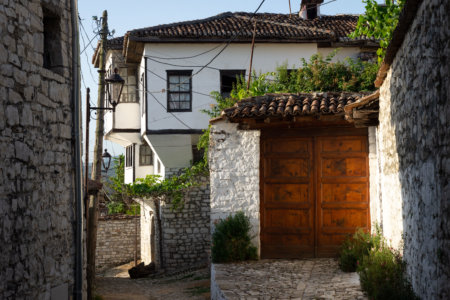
[376,0,449,298]
[160,175,210,271]
[0,0,80,299]
[96,216,140,270]
[209,121,261,253]
[138,174,210,272]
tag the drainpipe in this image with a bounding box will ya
[70,1,84,299]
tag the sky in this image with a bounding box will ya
[78,0,368,160]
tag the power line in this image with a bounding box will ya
[145,56,220,71]
[79,18,98,84]
[191,0,267,78]
[146,90,193,129]
[146,44,223,60]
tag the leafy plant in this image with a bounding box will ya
[105,154,127,201]
[212,211,258,263]
[349,0,405,63]
[358,246,418,300]
[199,51,378,161]
[106,201,125,214]
[129,161,208,210]
[125,203,140,215]
[339,227,382,272]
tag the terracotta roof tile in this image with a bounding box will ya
[125,12,369,43]
[218,92,371,122]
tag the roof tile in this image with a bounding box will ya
[125,12,368,43]
[219,92,371,121]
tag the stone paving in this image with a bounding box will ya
[212,258,367,300]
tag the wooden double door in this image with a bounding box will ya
[260,128,370,258]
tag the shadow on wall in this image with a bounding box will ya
[387,3,449,297]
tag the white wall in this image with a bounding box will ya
[143,43,321,131]
[125,166,133,184]
[145,134,193,170]
[209,121,261,253]
[318,47,362,61]
[135,143,155,180]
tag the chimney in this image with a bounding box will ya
[299,0,323,20]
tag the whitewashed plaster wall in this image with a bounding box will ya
[376,0,449,298]
[209,121,261,253]
[137,199,155,265]
[144,43,318,131]
[367,126,380,231]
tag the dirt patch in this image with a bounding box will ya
[95,262,210,300]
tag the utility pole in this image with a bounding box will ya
[87,10,108,300]
[247,19,258,90]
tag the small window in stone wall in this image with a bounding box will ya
[43,7,63,75]
[139,144,153,166]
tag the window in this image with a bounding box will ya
[43,7,63,75]
[167,70,192,112]
[139,144,153,166]
[220,70,245,98]
[157,160,161,174]
[126,145,133,167]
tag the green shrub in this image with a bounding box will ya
[125,203,140,215]
[358,246,418,300]
[339,228,382,272]
[106,201,125,214]
[212,211,258,263]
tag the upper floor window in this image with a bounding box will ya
[125,145,133,167]
[139,143,153,166]
[167,70,192,112]
[43,7,63,75]
[220,70,245,98]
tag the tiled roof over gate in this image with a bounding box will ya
[214,92,371,122]
[125,12,367,42]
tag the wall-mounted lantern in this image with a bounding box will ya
[105,68,125,110]
[101,149,112,173]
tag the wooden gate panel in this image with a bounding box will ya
[261,137,314,258]
[316,136,370,257]
[261,131,370,259]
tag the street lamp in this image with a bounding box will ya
[101,149,112,173]
[105,68,125,110]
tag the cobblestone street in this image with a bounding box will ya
[212,258,367,300]
[96,264,210,300]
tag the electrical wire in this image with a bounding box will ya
[146,44,223,60]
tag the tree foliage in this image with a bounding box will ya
[349,0,405,63]
[106,154,126,201]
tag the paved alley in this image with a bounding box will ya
[212,258,367,300]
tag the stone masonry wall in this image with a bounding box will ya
[96,216,140,270]
[137,173,210,272]
[0,0,80,299]
[377,0,449,298]
[160,174,210,272]
[209,122,261,253]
